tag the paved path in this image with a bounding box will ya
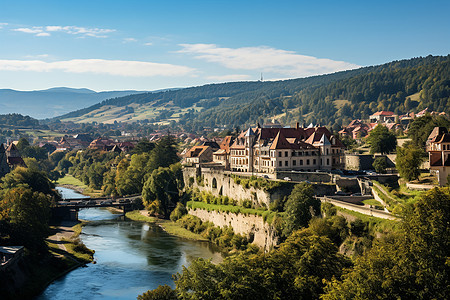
[319,197,398,220]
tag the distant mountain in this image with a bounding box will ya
[56,55,450,129]
[0,87,150,119]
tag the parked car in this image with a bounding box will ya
[335,191,349,196]
[283,177,291,181]
[263,175,269,179]
[351,193,362,197]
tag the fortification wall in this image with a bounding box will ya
[345,154,374,171]
[188,208,278,251]
[184,166,273,207]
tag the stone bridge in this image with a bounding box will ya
[51,195,141,221]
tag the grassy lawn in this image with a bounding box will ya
[362,198,384,209]
[125,210,207,241]
[187,200,266,216]
[336,206,400,233]
[56,174,88,188]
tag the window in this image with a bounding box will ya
[300,160,303,165]
[285,161,288,166]
[305,151,309,156]
[326,148,329,155]
[279,161,282,167]
[278,152,282,157]
[293,160,296,166]
[307,159,310,165]
[285,151,288,157]
[327,158,330,165]
[313,159,316,165]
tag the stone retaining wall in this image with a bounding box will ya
[188,208,278,251]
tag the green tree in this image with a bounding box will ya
[366,125,397,154]
[372,157,388,173]
[396,144,425,181]
[283,182,320,237]
[147,135,179,171]
[323,187,450,299]
[137,285,177,300]
[142,167,179,218]
[1,167,59,200]
[0,187,52,252]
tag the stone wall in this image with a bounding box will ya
[188,208,278,251]
[345,154,374,171]
[184,166,274,207]
[275,171,331,182]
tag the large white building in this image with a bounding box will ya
[228,124,345,173]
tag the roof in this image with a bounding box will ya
[372,111,395,116]
[319,134,331,145]
[270,131,292,150]
[219,136,234,152]
[244,128,255,137]
[185,146,211,158]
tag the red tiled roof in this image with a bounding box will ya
[372,111,395,116]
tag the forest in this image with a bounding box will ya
[55,55,450,131]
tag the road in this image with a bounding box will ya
[319,196,398,220]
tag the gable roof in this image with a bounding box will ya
[270,131,292,150]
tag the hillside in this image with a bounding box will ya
[0,88,149,119]
[56,55,450,129]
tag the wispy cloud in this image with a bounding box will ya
[144,42,153,46]
[178,44,360,77]
[206,74,251,81]
[123,38,137,43]
[0,59,195,77]
[0,22,8,29]
[12,25,116,38]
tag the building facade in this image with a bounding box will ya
[229,124,345,173]
[428,127,450,186]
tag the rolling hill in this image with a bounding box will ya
[0,88,150,119]
[55,55,450,129]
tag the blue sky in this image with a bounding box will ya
[0,0,449,91]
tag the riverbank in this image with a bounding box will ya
[56,174,102,197]
[0,222,95,300]
[125,210,208,241]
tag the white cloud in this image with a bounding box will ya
[13,25,116,38]
[14,27,43,34]
[144,42,153,46]
[206,74,251,81]
[123,38,137,43]
[0,22,8,29]
[0,59,195,77]
[178,44,360,77]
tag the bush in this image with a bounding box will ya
[170,202,188,221]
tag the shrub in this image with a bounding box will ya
[170,202,188,222]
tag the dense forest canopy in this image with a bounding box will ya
[56,55,450,130]
[0,113,39,127]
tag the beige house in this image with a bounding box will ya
[185,146,213,164]
[428,127,450,186]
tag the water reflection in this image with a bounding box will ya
[36,208,221,300]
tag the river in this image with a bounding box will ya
[36,188,221,300]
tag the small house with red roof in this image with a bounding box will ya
[369,111,396,123]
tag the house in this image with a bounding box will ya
[185,146,214,164]
[428,127,450,186]
[369,111,396,123]
[213,136,235,169]
[338,119,370,139]
[229,123,345,173]
[5,143,26,169]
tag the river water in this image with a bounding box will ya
[36,188,221,299]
